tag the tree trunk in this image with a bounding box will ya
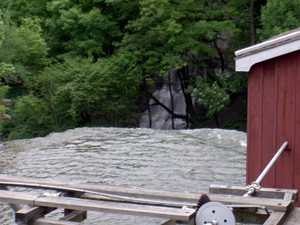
[178,67,196,128]
[249,0,256,45]
[168,73,175,129]
[146,94,152,128]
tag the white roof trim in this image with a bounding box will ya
[235,29,300,72]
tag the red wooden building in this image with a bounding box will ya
[235,29,300,193]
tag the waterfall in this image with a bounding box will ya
[139,70,189,129]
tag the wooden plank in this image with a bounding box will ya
[15,206,55,224]
[2,174,294,211]
[0,175,200,204]
[208,193,292,212]
[187,217,195,225]
[60,210,87,222]
[160,219,195,225]
[77,183,199,204]
[81,193,196,208]
[33,218,80,225]
[0,182,292,214]
[16,207,43,224]
[34,196,195,221]
[161,220,177,225]
[0,175,296,224]
[264,211,287,225]
[284,193,295,201]
[233,207,268,224]
[0,190,35,205]
[283,207,300,225]
[0,185,22,211]
[209,185,298,201]
[0,188,195,222]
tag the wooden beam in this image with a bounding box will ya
[0,186,22,211]
[209,185,298,201]
[60,210,87,222]
[1,175,297,208]
[81,193,196,208]
[208,193,292,212]
[284,192,295,201]
[0,175,298,225]
[0,176,293,212]
[33,218,80,225]
[263,211,287,225]
[284,207,300,225]
[34,195,195,222]
[0,187,292,220]
[187,217,195,225]
[16,207,42,224]
[0,190,35,205]
[15,206,55,224]
[0,189,195,222]
[233,207,268,224]
[160,219,195,225]
[0,175,199,204]
[160,220,177,225]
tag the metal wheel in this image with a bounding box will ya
[196,202,236,225]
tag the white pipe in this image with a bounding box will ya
[255,141,288,185]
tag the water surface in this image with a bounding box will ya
[0,127,246,224]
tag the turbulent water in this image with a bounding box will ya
[0,127,246,224]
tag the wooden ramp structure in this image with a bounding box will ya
[0,175,298,225]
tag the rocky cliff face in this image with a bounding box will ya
[139,70,188,129]
[138,70,247,131]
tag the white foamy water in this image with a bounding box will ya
[0,127,246,224]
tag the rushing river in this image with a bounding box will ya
[0,127,246,224]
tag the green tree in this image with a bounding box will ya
[35,54,141,129]
[0,13,11,130]
[0,16,49,85]
[0,0,258,139]
[189,72,246,117]
[0,11,51,139]
[259,0,300,40]
[0,85,10,130]
[119,0,248,125]
[45,0,121,58]
[4,93,53,140]
[0,0,49,24]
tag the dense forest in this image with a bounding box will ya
[0,0,299,140]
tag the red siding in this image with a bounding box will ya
[261,60,276,187]
[247,51,300,193]
[295,52,300,191]
[247,64,263,184]
[274,52,296,188]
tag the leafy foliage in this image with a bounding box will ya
[191,76,230,118]
[45,1,121,57]
[0,0,273,139]
[4,93,53,140]
[189,72,246,118]
[259,0,300,39]
[0,85,9,119]
[0,16,49,86]
[36,55,141,128]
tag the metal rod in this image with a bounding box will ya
[0,180,194,208]
[255,141,288,185]
[244,141,288,197]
